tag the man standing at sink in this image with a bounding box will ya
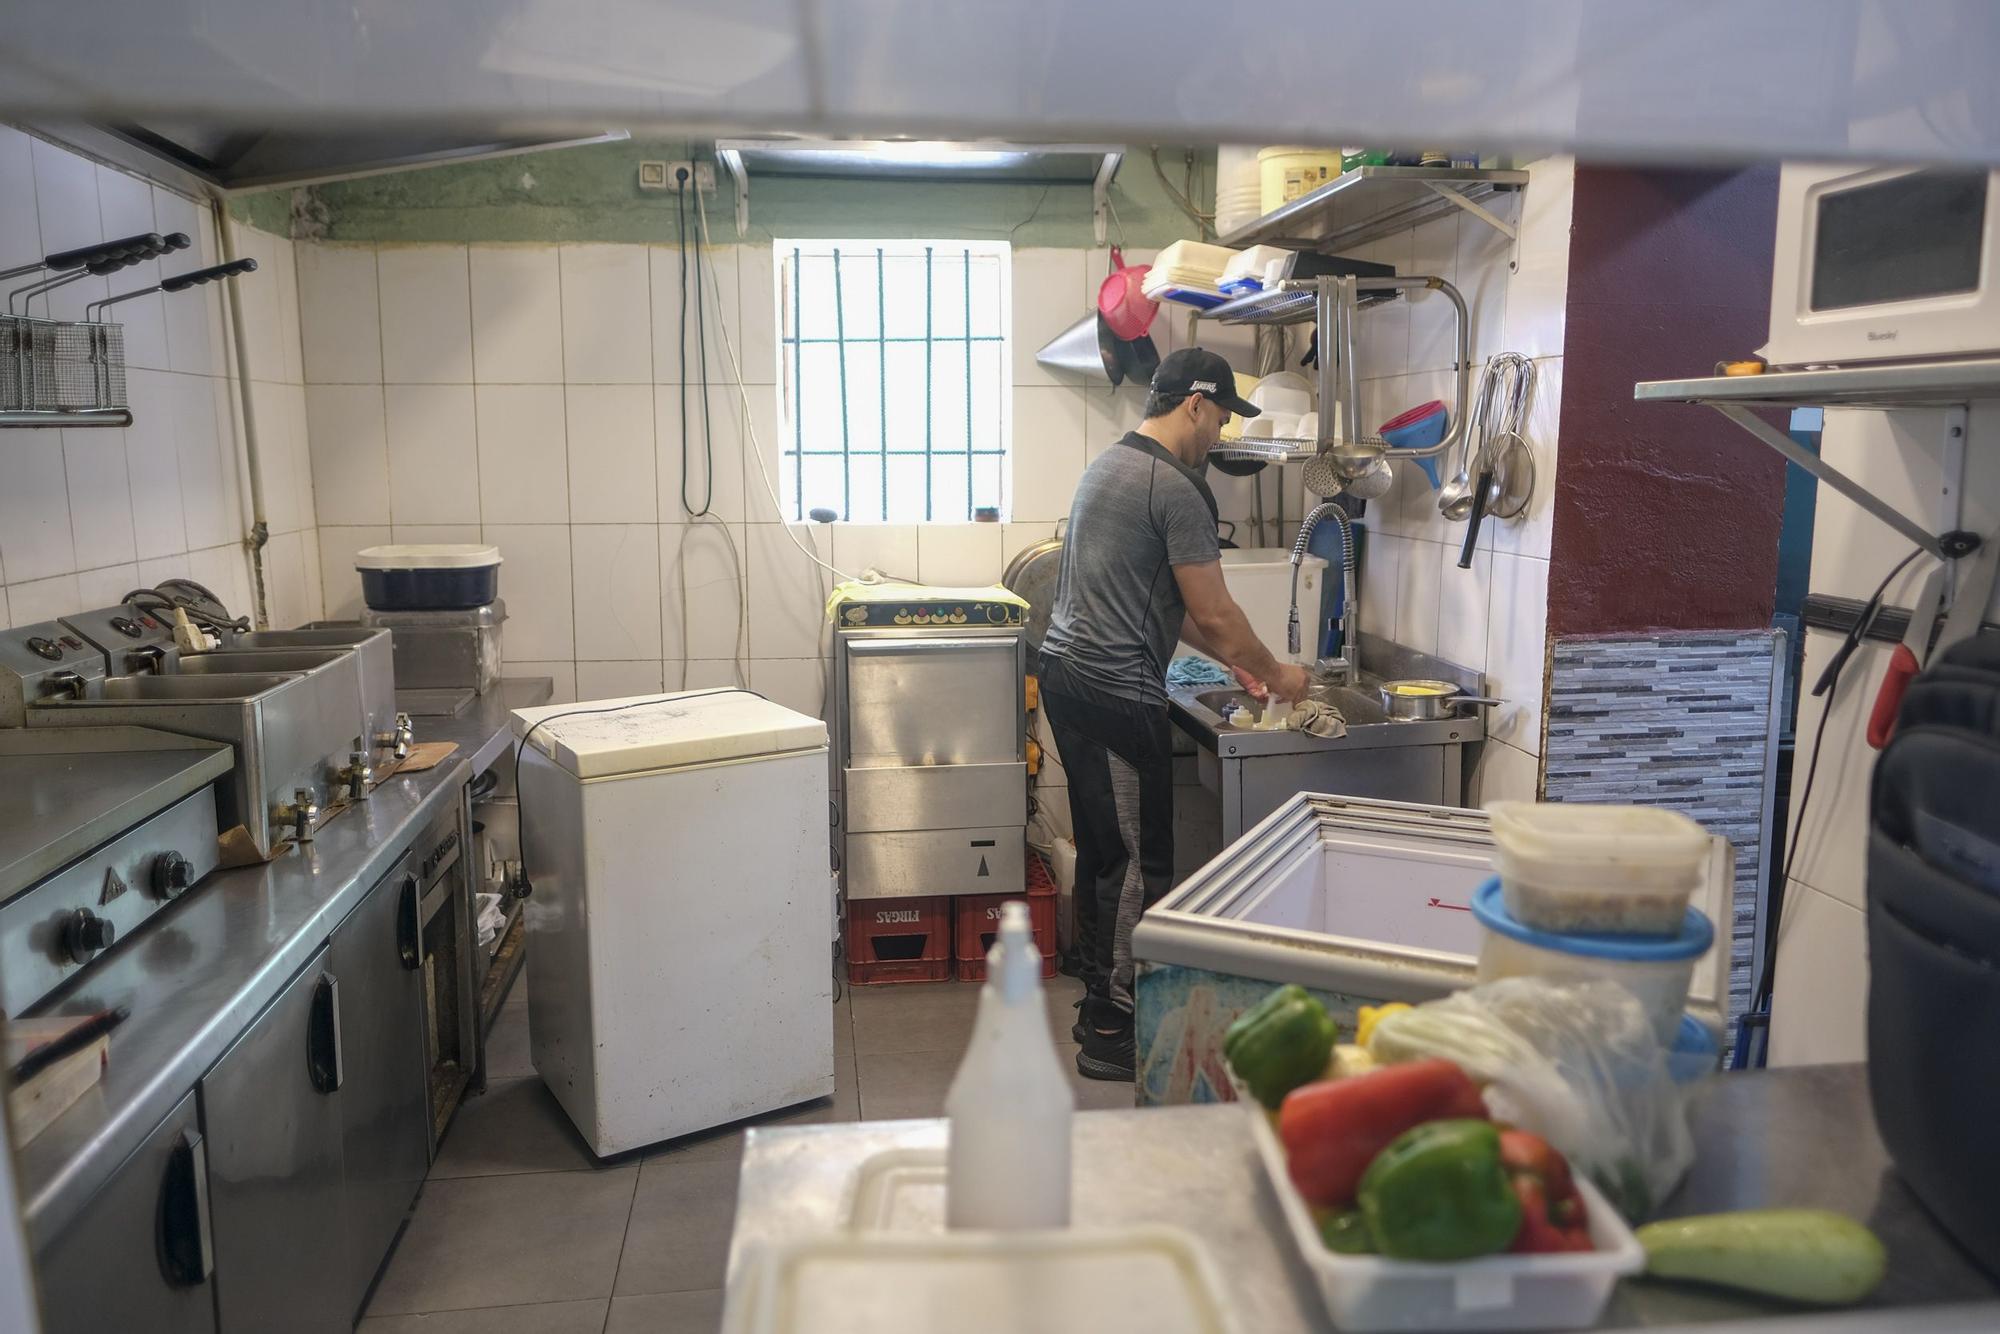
[1038,348,1312,1081]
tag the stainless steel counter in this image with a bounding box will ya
[16,677,549,1247]
[730,1065,1998,1331]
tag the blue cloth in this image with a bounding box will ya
[1166,655,1230,687]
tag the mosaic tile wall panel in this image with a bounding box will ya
[1543,631,1780,1028]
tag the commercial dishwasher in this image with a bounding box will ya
[829,583,1029,902]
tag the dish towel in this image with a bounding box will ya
[1166,655,1231,687]
[1286,698,1348,739]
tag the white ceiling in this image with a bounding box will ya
[2,0,1996,165]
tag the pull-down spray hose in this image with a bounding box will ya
[1289,502,1357,660]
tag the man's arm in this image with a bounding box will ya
[1174,560,1312,701]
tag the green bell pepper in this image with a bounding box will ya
[1318,1208,1378,1254]
[1357,1118,1523,1261]
[1222,984,1338,1110]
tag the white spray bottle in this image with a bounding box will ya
[945,900,1074,1229]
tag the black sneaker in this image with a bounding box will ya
[1075,1025,1136,1081]
[1071,998,1088,1044]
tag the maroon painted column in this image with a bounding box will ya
[1539,166,1788,1035]
[1549,166,1786,633]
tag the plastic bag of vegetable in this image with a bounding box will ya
[1366,978,1703,1221]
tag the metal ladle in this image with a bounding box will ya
[1440,352,1535,521]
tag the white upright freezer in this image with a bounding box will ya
[511,689,835,1155]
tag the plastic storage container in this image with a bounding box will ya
[721,1226,1240,1334]
[1470,879,1713,1046]
[1258,146,1346,212]
[1248,1110,1644,1331]
[1177,549,1325,667]
[1486,801,1709,936]
[356,544,502,611]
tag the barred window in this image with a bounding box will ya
[777,240,1010,522]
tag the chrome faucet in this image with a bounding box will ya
[1290,502,1358,685]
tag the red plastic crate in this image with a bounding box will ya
[846,895,952,985]
[954,950,1058,983]
[953,892,1058,980]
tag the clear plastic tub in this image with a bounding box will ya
[1470,879,1713,1046]
[1485,801,1709,936]
[1248,1109,1644,1331]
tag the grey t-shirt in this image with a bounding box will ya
[1039,432,1221,705]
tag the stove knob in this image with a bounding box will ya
[63,908,116,964]
[152,850,194,900]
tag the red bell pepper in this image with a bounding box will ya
[1277,1058,1485,1207]
[1499,1128,1593,1253]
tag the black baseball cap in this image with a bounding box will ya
[1150,347,1261,417]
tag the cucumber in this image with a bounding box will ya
[1635,1209,1886,1305]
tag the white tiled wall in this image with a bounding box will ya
[297,239,1284,711]
[1350,156,1575,802]
[293,161,1573,771]
[1770,399,2000,1065]
[0,126,316,633]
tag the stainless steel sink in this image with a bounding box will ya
[29,670,363,857]
[96,672,298,700]
[1191,684,1392,730]
[1167,638,1488,841]
[221,627,400,764]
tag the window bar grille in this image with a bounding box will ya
[962,248,974,512]
[876,248,889,521]
[791,245,805,519]
[832,248,853,520]
[923,245,934,518]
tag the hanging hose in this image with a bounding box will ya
[1290,502,1356,658]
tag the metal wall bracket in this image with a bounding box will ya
[1424,181,1518,242]
[713,146,749,236]
[1093,151,1124,248]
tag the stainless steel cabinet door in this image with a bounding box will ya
[843,635,1023,767]
[330,861,429,1314]
[201,944,348,1334]
[35,1090,217,1334]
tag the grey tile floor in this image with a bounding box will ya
[357,968,1126,1331]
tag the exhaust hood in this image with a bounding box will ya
[33,121,629,195]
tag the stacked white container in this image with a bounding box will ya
[1473,803,1716,1045]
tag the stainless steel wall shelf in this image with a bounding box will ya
[1218,165,1528,254]
[1634,359,2000,558]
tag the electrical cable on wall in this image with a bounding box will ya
[691,183,858,587]
[1734,543,1928,1067]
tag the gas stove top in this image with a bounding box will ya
[0,727,232,1016]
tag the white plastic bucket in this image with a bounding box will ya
[1471,879,1713,1046]
[1258,146,1345,213]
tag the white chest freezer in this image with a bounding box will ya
[1130,793,1733,1107]
[512,689,835,1155]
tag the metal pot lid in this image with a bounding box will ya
[1001,537,1064,672]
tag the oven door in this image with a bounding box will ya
[1763,163,2000,367]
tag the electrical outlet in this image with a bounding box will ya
[639,160,714,193]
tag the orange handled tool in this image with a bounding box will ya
[1868,565,1943,749]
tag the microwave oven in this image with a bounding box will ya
[1761,164,2000,368]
